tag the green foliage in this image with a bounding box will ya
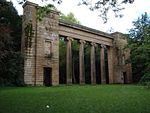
[139,73,150,88]
[59,37,67,83]
[0,52,24,86]
[0,0,24,86]
[0,85,150,113]
[0,0,22,51]
[72,40,79,83]
[84,43,91,83]
[37,4,56,21]
[128,13,150,83]
[60,12,81,24]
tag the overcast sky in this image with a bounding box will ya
[9,0,150,33]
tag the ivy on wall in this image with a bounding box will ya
[24,22,33,49]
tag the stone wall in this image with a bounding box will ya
[112,32,132,83]
[36,11,59,85]
[22,1,59,85]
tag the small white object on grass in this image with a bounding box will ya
[46,105,50,108]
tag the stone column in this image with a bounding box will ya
[79,40,85,84]
[90,42,96,84]
[66,37,73,84]
[107,46,114,83]
[100,45,106,84]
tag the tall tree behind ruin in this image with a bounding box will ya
[128,13,150,83]
[0,0,23,86]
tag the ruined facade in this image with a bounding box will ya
[22,1,132,86]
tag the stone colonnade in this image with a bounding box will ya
[65,37,113,84]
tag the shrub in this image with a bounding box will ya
[139,73,150,88]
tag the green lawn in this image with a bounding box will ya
[0,85,150,113]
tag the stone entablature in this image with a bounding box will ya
[59,20,113,39]
[59,21,113,46]
[22,1,132,86]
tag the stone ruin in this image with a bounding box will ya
[22,1,132,86]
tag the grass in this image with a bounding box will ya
[0,85,150,113]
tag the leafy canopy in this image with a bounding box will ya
[128,13,150,83]
[60,12,81,24]
[0,0,23,86]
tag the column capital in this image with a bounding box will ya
[67,37,74,41]
[79,40,86,44]
[90,42,96,46]
[101,44,106,48]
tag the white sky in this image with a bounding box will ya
[10,0,150,33]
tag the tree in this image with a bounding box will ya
[0,0,23,86]
[128,13,150,84]
[18,0,134,23]
[60,12,81,24]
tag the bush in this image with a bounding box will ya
[139,73,150,88]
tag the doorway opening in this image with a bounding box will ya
[123,72,127,84]
[43,67,52,86]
